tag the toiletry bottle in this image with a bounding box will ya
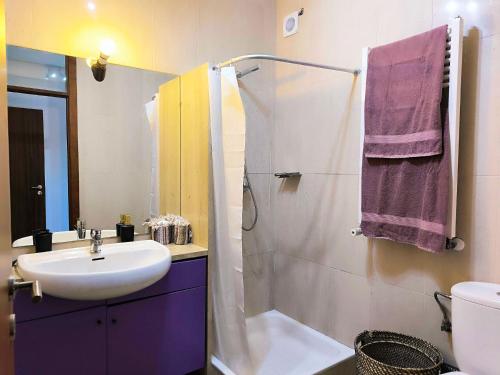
[120,214,135,242]
[116,214,126,236]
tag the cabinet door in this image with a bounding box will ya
[15,306,106,375]
[108,287,206,375]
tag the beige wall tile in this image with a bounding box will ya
[240,61,275,174]
[76,61,170,230]
[367,239,428,294]
[330,270,371,348]
[274,253,333,334]
[469,35,500,176]
[273,174,369,276]
[243,173,275,255]
[298,0,378,68]
[6,0,276,75]
[433,0,500,38]
[369,283,427,338]
[274,75,361,174]
[420,176,500,296]
[375,0,433,45]
[455,25,483,178]
[198,0,275,66]
[151,0,198,74]
[421,294,455,366]
[244,251,274,317]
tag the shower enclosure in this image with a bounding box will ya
[210,56,359,375]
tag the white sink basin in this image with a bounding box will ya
[16,240,171,300]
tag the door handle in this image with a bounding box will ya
[9,314,15,341]
[31,185,43,190]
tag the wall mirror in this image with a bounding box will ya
[7,45,176,247]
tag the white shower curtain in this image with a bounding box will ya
[209,66,254,375]
[145,94,160,218]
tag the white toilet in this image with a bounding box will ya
[448,281,500,374]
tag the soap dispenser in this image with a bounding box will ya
[120,214,134,242]
[116,214,126,236]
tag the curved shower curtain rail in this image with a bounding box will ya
[215,54,361,75]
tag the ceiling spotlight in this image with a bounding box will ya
[87,2,96,12]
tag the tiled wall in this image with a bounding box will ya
[76,60,172,230]
[5,0,275,75]
[240,60,276,317]
[272,0,500,365]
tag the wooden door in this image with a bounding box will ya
[0,0,14,372]
[8,107,46,241]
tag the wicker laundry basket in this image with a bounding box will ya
[355,331,443,375]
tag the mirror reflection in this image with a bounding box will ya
[7,46,175,247]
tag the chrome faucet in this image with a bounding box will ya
[75,218,86,239]
[90,229,103,254]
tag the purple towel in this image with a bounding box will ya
[364,25,448,158]
[361,26,450,253]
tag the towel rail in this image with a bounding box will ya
[356,16,464,252]
[350,227,465,251]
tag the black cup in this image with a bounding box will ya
[120,225,134,242]
[34,232,52,252]
[32,228,49,237]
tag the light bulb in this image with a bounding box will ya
[86,57,94,68]
[87,1,96,11]
[99,39,116,58]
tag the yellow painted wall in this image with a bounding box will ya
[158,65,209,248]
[159,77,181,216]
[5,0,275,75]
[179,64,209,248]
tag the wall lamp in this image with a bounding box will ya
[88,39,116,82]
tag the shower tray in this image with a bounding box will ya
[212,310,354,375]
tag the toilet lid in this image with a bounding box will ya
[451,282,500,309]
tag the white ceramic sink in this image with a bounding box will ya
[16,240,171,300]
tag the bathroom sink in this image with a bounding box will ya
[16,240,171,300]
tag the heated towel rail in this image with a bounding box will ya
[352,16,465,251]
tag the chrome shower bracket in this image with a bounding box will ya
[236,65,260,79]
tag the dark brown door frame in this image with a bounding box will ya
[7,55,80,230]
[65,56,79,230]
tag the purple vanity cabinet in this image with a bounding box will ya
[14,257,207,375]
[15,306,107,375]
[107,287,206,375]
